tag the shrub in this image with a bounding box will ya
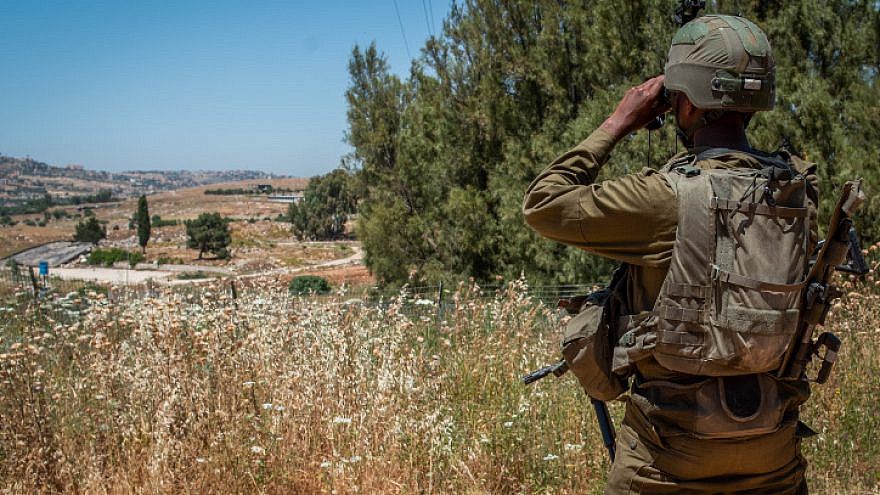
[73,217,106,243]
[86,248,144,267]
[288,275,331,295]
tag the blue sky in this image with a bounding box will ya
[0,0,450,176]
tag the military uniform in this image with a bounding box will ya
[523,127,818,493]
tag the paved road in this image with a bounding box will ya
[50,267,172,284]
[45,246,363,285]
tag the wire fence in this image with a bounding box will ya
[0,265,604,319]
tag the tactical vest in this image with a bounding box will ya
[644,150,811,376]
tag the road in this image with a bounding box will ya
[46,246,364,285]
[49,267,173,284]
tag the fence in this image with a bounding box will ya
[0,265,604,317]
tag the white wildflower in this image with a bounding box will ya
[503,421,513,428]
[320,461,332,468]
[543,453,559,461]
[250,445,265,455]
[564,443,583,451]
[349,455,361,463]
[333,416,352,424]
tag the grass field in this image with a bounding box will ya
[0,248,878,493]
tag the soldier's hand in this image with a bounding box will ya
[600,75,670,141]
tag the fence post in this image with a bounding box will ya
[28,266,39,297]
[436,281,444,323]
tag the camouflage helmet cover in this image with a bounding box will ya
[664,15,775,112]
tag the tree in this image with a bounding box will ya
[135,195,151,254]
[73,217,106,244]
[185,213,231,259]
[346,0,880,287]
[288,169,357,240]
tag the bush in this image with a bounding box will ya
[185,213,231,260]
[157,256,184,265]
[288,275,331,295]
[73,217,106,243]
[86,248,144,267]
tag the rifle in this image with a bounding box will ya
[522,360,617,461]
[778,180,867,382]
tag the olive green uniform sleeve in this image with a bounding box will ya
[522,128,679,268]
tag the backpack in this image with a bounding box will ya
[633,149,811,376]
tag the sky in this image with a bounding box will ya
[0,0,450,176]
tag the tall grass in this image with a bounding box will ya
[1,253,878,493]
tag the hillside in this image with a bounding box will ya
[0,154,281,206]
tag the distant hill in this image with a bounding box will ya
[0,155,284,205]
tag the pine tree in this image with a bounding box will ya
[135,195,151,254]
[185,213,231,260]
[347,0,880,286]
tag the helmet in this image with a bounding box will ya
[664,15,775,112]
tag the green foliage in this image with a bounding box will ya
[288,275,331,295]
[86,248,144,267]
[73,217,106,244]
[204,186,294,195]
[346,1,880,286]
[135,195,151,253]
[5,258,21,277]
[156,256,185,265]
[0,214,14,226]
[287,169,357,240]
[185,213,231,259]
[150,215,180,227]
[175,271,218,280]
[50,209,69,220]
[0,193,54,216]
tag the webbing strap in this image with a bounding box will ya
[710,197,808,218]
[655,304,709,323]
[712,266,806,293]
[666,283,712,299]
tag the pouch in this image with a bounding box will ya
[561,289,627,401]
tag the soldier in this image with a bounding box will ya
[524,15,818,494]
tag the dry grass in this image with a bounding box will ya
[0,178,306,258]
[0,249,878,493]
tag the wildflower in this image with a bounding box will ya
[349,455,362,463]
[333,416,352,424]
[242,381,255,387]
[503,421,513,428]
[320,461,332,468]
[250,445,265,455]
[262,403,274,410]
[543,453,559,461]
[196,457,207,463]
[564,443,583,451]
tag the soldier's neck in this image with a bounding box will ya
[692,123,751,152]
